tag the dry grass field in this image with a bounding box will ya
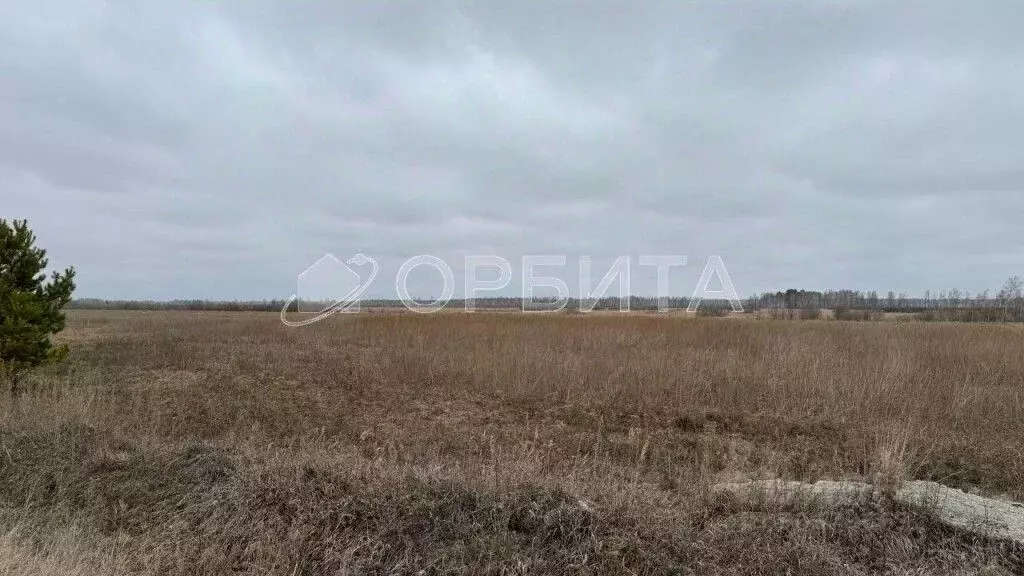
[1,310,1023,574]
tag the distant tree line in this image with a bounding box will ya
[67,296,717,312]
[746,276,1024,322]
[68,298,298,312]
[68,296,698,312]
[66,275,1024,322]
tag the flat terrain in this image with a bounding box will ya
[1,310,1023,574]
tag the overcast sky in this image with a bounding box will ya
[3,1,1024,300]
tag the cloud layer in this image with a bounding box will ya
[3,1,1023,299]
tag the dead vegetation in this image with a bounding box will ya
[1,310,1023,574]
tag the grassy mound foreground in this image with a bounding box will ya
[2,429,1021,575]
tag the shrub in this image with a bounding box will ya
[799,308,823,321]
[916,307,1020,323]
[832,308,879,322]
[695,306,730,318]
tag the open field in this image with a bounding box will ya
[1,310,1023,574]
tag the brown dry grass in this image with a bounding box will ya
[1,310,1022,574]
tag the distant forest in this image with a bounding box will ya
[747,275,1024,322]
[68,276,1024,322]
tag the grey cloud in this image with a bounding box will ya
[3,0,1024,300]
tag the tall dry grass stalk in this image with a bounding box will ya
[0,310,1021,574]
